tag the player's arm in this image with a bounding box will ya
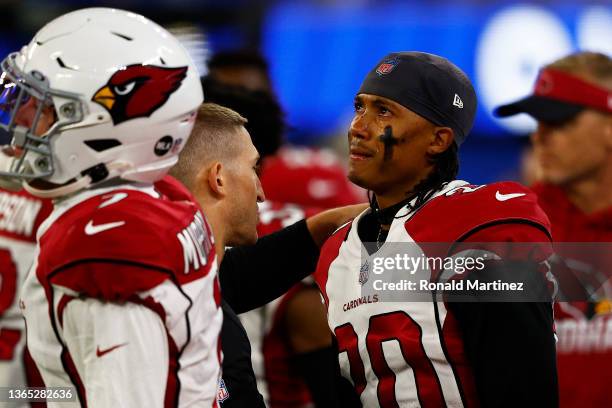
[305,204,367,247]
[448,222,558,408]
[58,290,170,407]
[220,204,366,314]
[285,286,341,407]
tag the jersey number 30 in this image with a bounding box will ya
[335,311,445,408]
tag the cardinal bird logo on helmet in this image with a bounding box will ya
[92,64,188,125]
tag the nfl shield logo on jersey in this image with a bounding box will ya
[218,378,230,404]
[359,260,370,285]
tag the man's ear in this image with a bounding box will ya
[203,162,226,198]
[428,127,455,155]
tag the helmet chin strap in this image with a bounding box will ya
[23,174,92,199]
[22,161,132,199]
[0,177,23,192]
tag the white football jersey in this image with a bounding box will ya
[21,177,222,407]
[314,180,552,407]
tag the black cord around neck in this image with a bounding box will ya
[368,193,414,225]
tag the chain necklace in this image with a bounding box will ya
[376,226,389,250]
[376,227,383,250]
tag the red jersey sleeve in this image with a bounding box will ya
[406,181,552,243]
[40,187,215,301]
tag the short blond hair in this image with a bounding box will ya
[546,51,612,89]
[170,103,248,190]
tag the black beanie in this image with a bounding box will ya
[358,52,477,145]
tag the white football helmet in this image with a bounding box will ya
[0,7,203,198]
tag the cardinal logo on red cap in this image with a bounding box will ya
[92,64,188,125]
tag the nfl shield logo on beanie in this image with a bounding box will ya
[376,58,399,76]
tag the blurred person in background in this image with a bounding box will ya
[518,142,543,186]
[204,50,365,407]
[208,50,275,94]
[314,51,558,407]
[495,50,612,408]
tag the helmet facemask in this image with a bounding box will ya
[0,53,84,193]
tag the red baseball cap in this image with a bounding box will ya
[494,68,612,123]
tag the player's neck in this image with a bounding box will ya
[200,204,228,264]
[563,166,612,214]
[375,194,405,211]
[374,183,419,211]
[374,168,433,210]
[371,190,418,229]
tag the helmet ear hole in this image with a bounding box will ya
[84,139,122,152]
[81,163,109,183]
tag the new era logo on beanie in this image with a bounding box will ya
[357,52,477,146]
[453,94,464,109]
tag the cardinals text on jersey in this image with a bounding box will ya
[20,176,222,407]
[313,180,552,407]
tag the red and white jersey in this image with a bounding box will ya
[314,180,551,407]
[532,183,612,408]
[21,176,222,407]
[240,200,320,407]
[260,147,366,208]
[0,188,52,397]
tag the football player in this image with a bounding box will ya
[495,51,612,408]
[0,186,51,406]
[0,8,220,406]
[313,52,558,407]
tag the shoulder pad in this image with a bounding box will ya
[406,181,551,242]
[40,188,215,299]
